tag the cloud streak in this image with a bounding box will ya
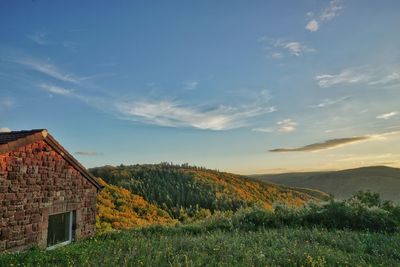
[309,96,350,108]
[270,131,400,152]
[16,58,80,84]
[259,38,314,58]
[270,136,369,152]
[376,111,398,120]
[116,100,276,131]
[38,83,74,96]
[315,67,400,88]
[75,151,100,156]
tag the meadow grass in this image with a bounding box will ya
[1,226,399,267]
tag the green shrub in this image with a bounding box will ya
[193,191,400,233]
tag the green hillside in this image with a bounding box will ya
[90,163,329,220]
[252,166,400,201]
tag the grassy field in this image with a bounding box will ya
[1,226,399,267]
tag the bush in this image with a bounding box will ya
[193,191,400,232]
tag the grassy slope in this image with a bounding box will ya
[252,166,400,201]
[2,226,399,266]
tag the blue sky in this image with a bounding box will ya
[1,0,400,174]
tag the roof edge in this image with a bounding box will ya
[43,134,103,190]
[0,130,47,154]
[0,129,103,190]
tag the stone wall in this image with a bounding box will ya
[0,140,98,252]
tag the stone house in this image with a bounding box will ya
[0,129,102,252]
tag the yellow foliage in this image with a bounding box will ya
[185,169,321,211]
[96,178,176,233]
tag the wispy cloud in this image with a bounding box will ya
[376,111,398,120]
[278,41,314,57]
[336,153,400,162]
[320,0,344,21]
[315,69,369,88]
[315,67,400,88]
[259,38,314,58]
[75,151,100,156]
[252,127,274,133]
[305,0,344,32]
[368,72,400,85]
[15,58,80,84]
[116,100,276,131]
[283,42,304,56]
[270,131,400,152]
[0,127,11,133]
[252,118,297,134]
[309,96,350,108]
[28,32,78,51]
[270,136,369,152]
[277,119,297,133]
[38,83,74,96]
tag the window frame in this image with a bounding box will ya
[46,211,74,250]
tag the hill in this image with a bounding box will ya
[96,178,176,233]
[90,163,329,220]
[252,166,400,201]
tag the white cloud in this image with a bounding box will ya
[16,58,79,84]
[277,119,297,133]
[376,111,398,120]
[309,96,350,108]
[320,0,343,22]
[305,0,343,32]
[283,42,303,56]
[38,84,74,96]
[0,127,11,133]
[305,19,319,32]
[116,100,276,131]
[316,67,400,88]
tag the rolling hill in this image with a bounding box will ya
[252,166,400,201]
[96,178,176,233]
[90,163,329,221]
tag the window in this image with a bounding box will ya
[47,211,76,249]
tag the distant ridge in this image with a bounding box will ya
[252,166,400,201]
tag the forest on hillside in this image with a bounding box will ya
[90,163,328,223]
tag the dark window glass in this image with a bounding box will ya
[47,212,71,247]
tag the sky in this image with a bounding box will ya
[1,0,400,174]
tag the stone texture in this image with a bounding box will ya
[0,140,98,253]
